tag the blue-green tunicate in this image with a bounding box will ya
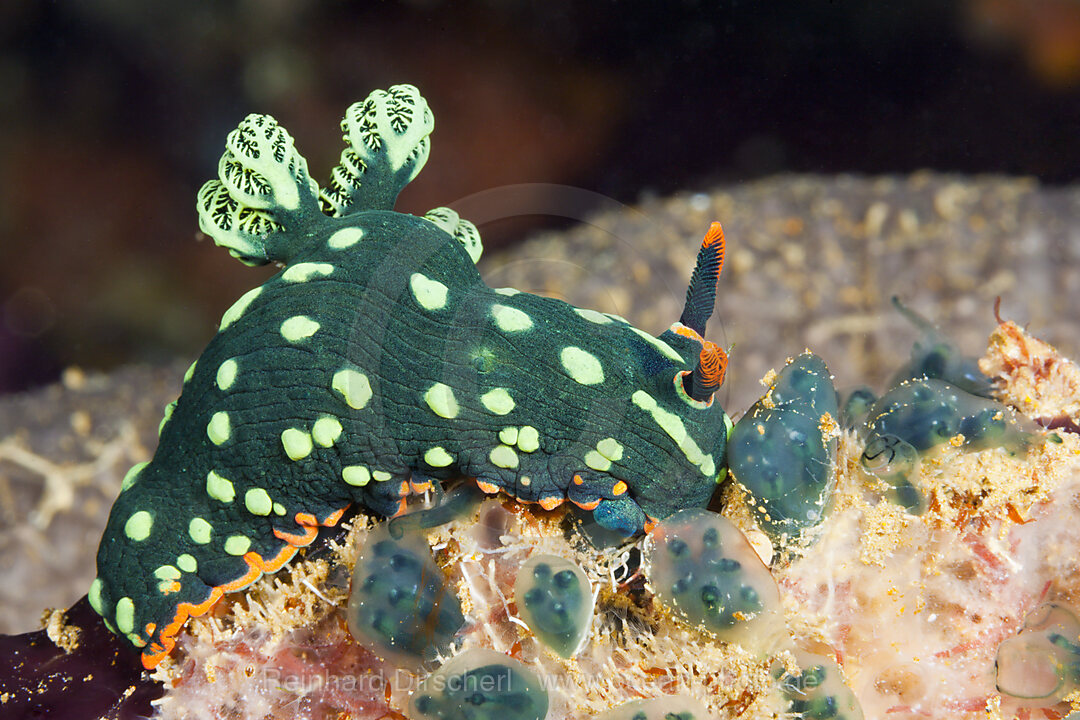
[346,524,464,665]
[888,297,993,397]
[514,554,593,658]
[859,433,925,514]
[646,508,785,656]
[864,378,1041,456]
[409,649,549,720]
[860,378,1044,513]
[840,386,877,429]
[775,651,864,720]
[727,352,839,545]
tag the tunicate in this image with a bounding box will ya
[346,523,464,665]
[728,352,839,545]
[645,508,786,655]
[514,554,593,658]
[775,651,864,720]
[409,648,549,720]
[593,694,711,719]
[888,297,993,397]
[861,378,1044,511]
[996,603,1080,707]
[840,387,877,429]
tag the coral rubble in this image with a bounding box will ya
[6,316,1080,720]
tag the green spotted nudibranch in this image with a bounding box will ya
[92,85,732,669]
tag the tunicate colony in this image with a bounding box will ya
[338,301,1057,718]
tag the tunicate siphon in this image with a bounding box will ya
[888,297,993,397]
[996,603,1080,707]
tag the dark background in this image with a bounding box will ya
[1,0,1078,394]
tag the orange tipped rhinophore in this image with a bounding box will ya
[679,223,726,337]
[678,223,729,402]
[695,341,728,395]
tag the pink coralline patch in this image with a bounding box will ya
[770,320,1080,720]
[160,616,398,720]
[778,465,1080,719]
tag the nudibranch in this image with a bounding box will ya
[91,85,732,668]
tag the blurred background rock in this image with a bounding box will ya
[0,0,1078,394]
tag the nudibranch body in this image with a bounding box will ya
[91,85,732,668]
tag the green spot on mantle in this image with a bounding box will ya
[332,368,372,409]
[489,445,519,469]
[410,273,448,310]
[124,510,154,541]
[158,400,177,436]
[328,227,364,249]
[245,487,273,516]
[342,465,370,486]
[491,304,534,332]
[280,315,320,342]
[88,579,104,615]
[224,535,251,556]
[281,428,314,460]
[560,346,604,385]
[480,388,515,415]
[189,517,212,544]
[216,358,239,391]
[207,411,231,445]
[219,286,262,331]
[121,461,149,492]
[312,416,343,447]
[575,307,613,324]
[424,446,454,467]
[584,450,611,472]
[153,565,181,581]
[517,426,540,452]
[206,470,236,503]
[596,437,624,462]
[282,262,334,282]
[115,597,135,634]
[424,383,459,419]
